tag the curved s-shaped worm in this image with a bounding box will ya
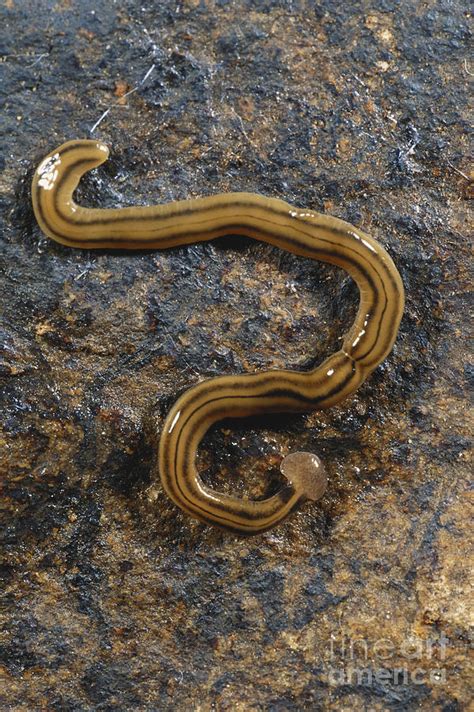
[32,140,405,534]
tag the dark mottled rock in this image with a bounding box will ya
[0,0,471,709]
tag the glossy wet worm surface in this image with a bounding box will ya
[32,139,405,534]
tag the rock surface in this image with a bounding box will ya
[1,1,471,709]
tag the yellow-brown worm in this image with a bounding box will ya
[32,140,405,534]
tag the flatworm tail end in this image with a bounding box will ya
[32,140,110,247]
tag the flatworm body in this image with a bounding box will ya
[32,140,404,534]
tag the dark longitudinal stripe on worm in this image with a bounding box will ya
[37,195,389,364]
[49,158,398,305]
[33,150,395,365]
[38,186,392,366]
[32,139,405,534]
[36,158,396,365]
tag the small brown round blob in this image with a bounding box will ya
[280,451,327,502]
